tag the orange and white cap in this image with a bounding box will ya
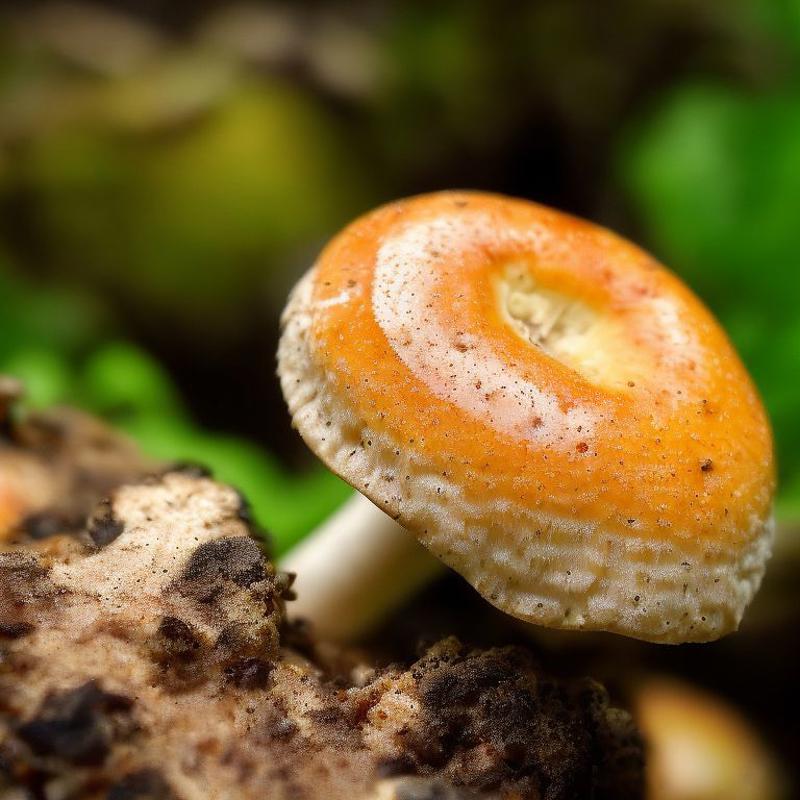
[278,191,774,643]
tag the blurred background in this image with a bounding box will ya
[0,1,798,797]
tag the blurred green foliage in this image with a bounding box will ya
[0,52,369,335]
[0,261,349,552]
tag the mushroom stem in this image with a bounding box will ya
[280,493,444,641]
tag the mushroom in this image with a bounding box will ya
[278,191,774,643]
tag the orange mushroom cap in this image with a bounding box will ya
[278,191,774,643]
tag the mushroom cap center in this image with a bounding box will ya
[497,262,652,390]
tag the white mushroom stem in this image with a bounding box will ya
[279,493,444,641]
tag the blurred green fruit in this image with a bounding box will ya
[3,55,370,335]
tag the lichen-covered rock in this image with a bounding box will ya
[1,470,643,800]
[363,639,643,799]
